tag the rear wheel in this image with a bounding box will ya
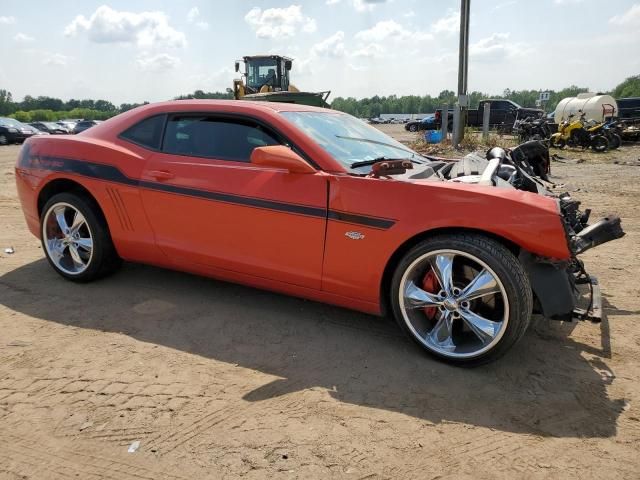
[591,135,609,152]
[390,234,532,366]
[41,192,121,282]
[0,134,9,145]
[607,133,621,150]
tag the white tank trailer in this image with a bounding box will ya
[554,93,618,123]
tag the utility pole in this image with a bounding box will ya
[452,0,471,147]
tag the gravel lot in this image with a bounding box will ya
[1,135,639,479]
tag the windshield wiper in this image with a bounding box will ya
[350,156,417,169]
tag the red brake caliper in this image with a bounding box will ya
[422,269,439,320]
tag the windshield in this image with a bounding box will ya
[281,111,423,169]
[0,118,24,128]
[246,58,279,90]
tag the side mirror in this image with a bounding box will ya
[235,61,240,73]
[251,146,315,174]
[284,60,292,71]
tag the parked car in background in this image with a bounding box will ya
[29,122,68,135]
[435,99,544,132]
[368,117,387,124]
[25,125,50,137]
[0,117,37,145]
[405,115,437,132]
[72,120,102,134]
[58,119,81,132]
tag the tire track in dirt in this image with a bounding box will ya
[0,433,190,480]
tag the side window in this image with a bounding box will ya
[120,115,165,149]
[161,115,280,162]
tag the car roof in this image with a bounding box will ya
[132,99,333,115]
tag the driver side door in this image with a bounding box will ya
[139,113,329,289]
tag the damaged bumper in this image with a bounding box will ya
[521,193,624,323]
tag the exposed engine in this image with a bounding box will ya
[394,140,625,322]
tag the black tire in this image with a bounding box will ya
[390,233,532,366]
[408,124,418,132]
[0,134,9,145]
[591,135,609,152]
[607,133,621,150]
[40,192,121,282]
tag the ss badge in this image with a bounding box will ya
[345,231,365,240]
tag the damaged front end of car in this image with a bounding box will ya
[521,193,624,323]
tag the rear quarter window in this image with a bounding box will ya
[120,115,166,150]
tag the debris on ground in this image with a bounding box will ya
[127,440,140,453]
[79,421,93,431]
[4,247,14,254]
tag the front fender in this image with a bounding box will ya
[322,175,570,306]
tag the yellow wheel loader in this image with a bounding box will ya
[233,55,330,108]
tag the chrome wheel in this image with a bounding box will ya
[42,202,94,275]
[399,249,509,359]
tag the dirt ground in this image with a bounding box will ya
[1,131,639,479]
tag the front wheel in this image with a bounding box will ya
[549,135,565,149]
[390,234,532,366]
[408,124,418,132]
[591,135,609,152]
[41,192,121,282]
[0,134,9,145]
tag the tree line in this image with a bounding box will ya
[331,75,640,118]
[0,89,233,123]
[1,75,638,122]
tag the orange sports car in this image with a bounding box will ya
[15,100,623,365]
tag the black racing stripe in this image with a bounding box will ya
[137,180,327,218]
[25,153,396,229]
[328,211,396,229]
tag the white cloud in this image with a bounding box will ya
[14,33,35,43]
[244,5,317,39]
[554,0,583,4]
[609,4,640,26]
[187,7,199,23]
[187,7,209,30]
[352,43,384,58]
[311,31,345,58]
[136,52,181,72]
[432,11,459,34]
[470,33,532,62]
[325,0,388,10]
[65,5,187,49]
[493,1,516,10]
[355,20,406,42]
[43,53,71,66]
[352,0,388,12]
[355,19,430,42]
[0,16,16,24]
[186,68,234,92]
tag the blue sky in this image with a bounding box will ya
[0,0,639,104]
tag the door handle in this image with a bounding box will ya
[148,170,175,181]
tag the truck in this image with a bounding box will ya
[435,99,544,133]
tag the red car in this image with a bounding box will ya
[14,100,623,365]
